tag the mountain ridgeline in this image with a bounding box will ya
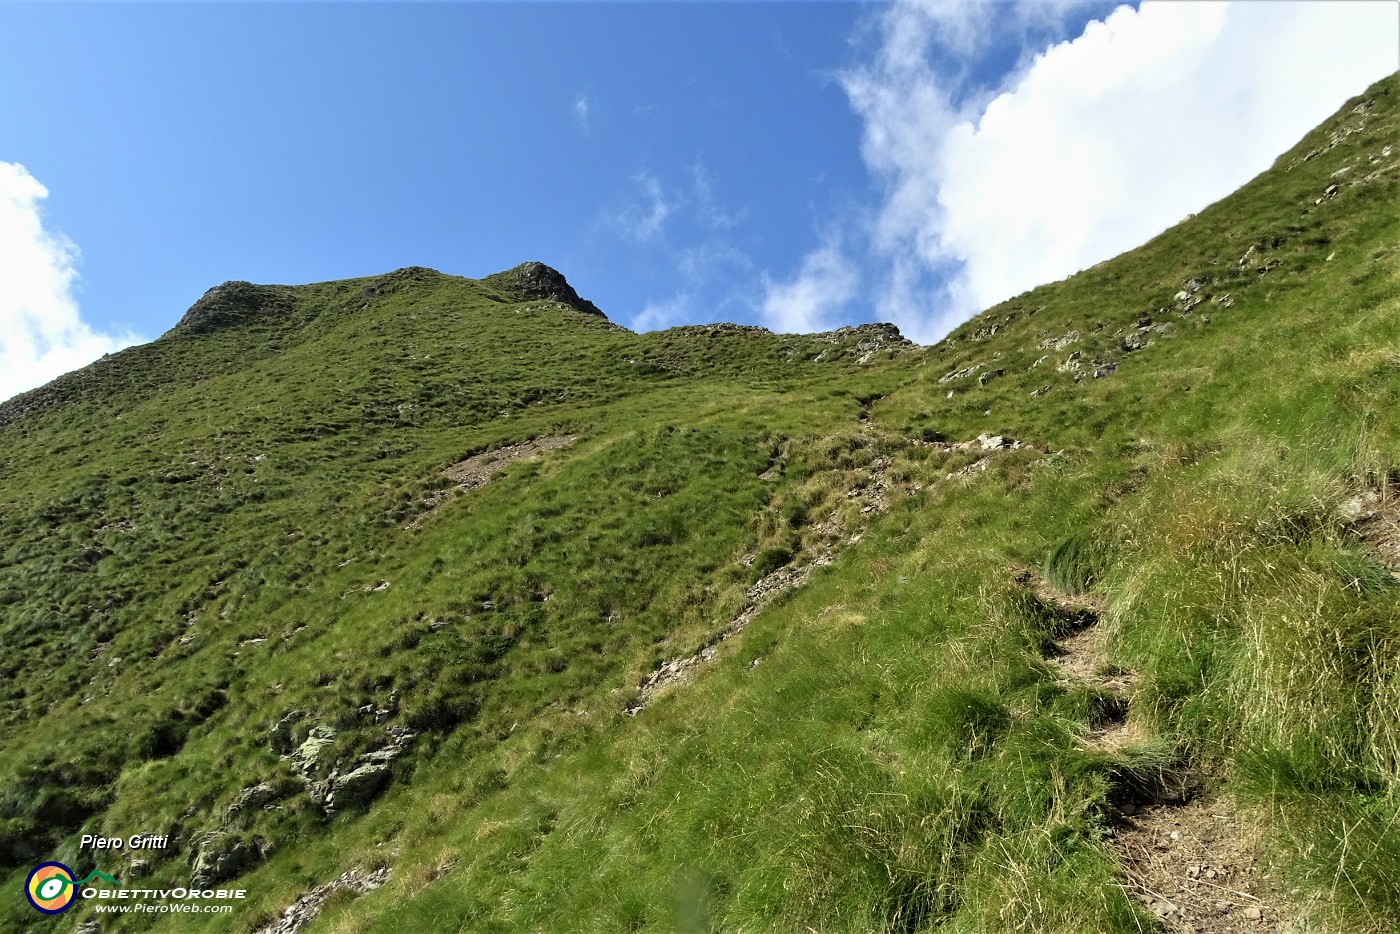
[1,74,1398,933]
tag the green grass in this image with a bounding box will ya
[1,75,1399,933]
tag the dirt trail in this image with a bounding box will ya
[1025,573,1140,753]
[1114,800,1302,933]
[1020,569,1297,932]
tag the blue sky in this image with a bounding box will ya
[1,1,1396,402]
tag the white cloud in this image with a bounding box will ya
[688,161,743,231]
[611,172,672,243]
[573,93,591,133]
[759,240,859,334]
[0,162,141,404]
[631,294,694,333]
[843,0,1400,339]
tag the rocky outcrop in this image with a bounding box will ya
[488,262,607,317]
[810,323,917,362]
[170,281,297,335]
[296,724,418,817]
[939,362,983,384]
[290,725,338,776]
[190,831,275,887]
[323,763,390,812]
[1038,330,1081,351]
[226,782,278,818]
[268,709,307,755]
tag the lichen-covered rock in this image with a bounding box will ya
[290,726,337,775]
[268,709,306,755]
[227,782,278,817]
[325,763,390,814]
[1038,331,1081,351]
[190,831,273,887]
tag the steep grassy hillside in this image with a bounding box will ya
[2,74,1398,933]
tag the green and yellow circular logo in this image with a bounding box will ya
[25,862,76,914]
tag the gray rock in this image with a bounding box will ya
[227,782,278,817]
[355,748,400,767]
[128,858,150,878]
[1092,362,1118,379]
[326,763,391,813]
[1340,491,1380,522]
[977,368,1005,386]
[307,779,333,809]
[1121,331,1149,353]
[976,434,1016,451]
[250,867,390,934]
[191,832,270,887]
[290,726,337,774]
[1037,331,1080,351]
[938,363,982,384]
[268,709,306,755]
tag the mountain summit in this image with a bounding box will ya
[484,261,607,317]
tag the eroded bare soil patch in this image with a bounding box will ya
[407,435,576,529]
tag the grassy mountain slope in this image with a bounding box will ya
[2,74,1399,933]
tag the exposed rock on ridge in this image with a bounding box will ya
[171,280,297,335]
[488,261,607,318]
[811,322,917,362]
